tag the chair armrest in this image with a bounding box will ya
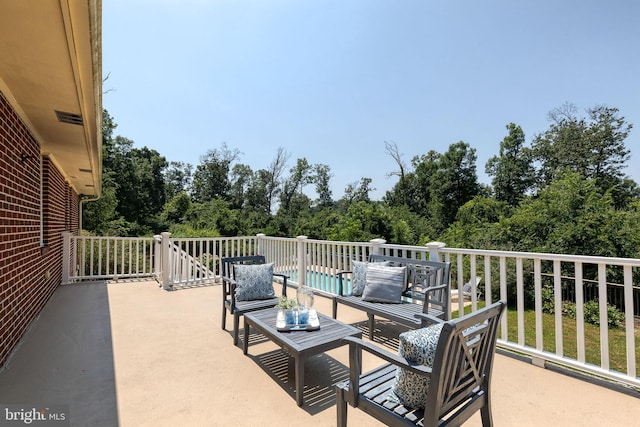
[273,273,288,297]
[341,336,433,377]
[336,270,352,296]
[414,312,445,326]
[222,276,238,310]
[221,275,237,293]
[422,283,447,294]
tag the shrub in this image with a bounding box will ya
[541,286,555,314]
[562,301,576,319]
[561,299,624,328]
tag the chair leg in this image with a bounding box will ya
[221,304,227,330]
[233,313,241,346]
[336,386,348,427]
[332,299,338,319]
[480,398,494,427]
[367,314,375,340]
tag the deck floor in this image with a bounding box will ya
[0,281,638,426]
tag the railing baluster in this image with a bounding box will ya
[534,258,543,351]
[484,255,492,305]
[499,256,508,340]
[623,265,636,378]
[553,260,564,357]
[575,261,585,363]
[598,263,609,370]
[516,257,525,346]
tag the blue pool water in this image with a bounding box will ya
[284,270,351,294]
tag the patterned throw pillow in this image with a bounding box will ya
[350,261,368,296]
[388,323,443,409]
[361,264,407,303]
[234,262,275,301]
[350,261,391,296]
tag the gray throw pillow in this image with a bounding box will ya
[388,323,443,409]
[361,264,407,303]
[350,260,390,296]
[234,262,275,301]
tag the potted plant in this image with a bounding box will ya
[275,296,298,325]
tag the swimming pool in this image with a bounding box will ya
[284,270,352,295]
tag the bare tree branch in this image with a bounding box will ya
[385,140,405,180]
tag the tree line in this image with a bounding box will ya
[83,103,640,260]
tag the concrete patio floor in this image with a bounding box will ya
[0,280,639,426]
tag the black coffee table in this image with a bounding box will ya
[243,308,362,406]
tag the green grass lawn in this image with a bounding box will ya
[454,303,640,375]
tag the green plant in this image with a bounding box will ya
[541,285,555,314]
[583,300,624,328]
[275,295,298,310]
[562,301,576,319]
[561,299,624,328]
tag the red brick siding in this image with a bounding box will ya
[0,90,80,367]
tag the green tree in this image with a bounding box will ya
[245,169,272,216]
[183,198,244,237]
[498,172,621,256]
[531,104,632,190]
[279,158,313,213]
[191,143,239,203]
[164,161,192,199]
[486,123,534,206]
[313,164,333,209]
[229,163,253,210]
[86,109,168,235]
[420,142,480,231]
[82,172,131,235]
[327,201,391,242]
[161,192,191,224]
[341,177,374,208]
[441,196,509,249]
[405,150,440,213]
[132,146,168,225]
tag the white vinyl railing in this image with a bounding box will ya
[434,246,640,389]
[263,236,640,389]
[63,232,158,282]
[63,232,640,388]
[161,233,258,288]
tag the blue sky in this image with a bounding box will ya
[103,0,640,200]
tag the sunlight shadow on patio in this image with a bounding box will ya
[245,340,350,415]
[0,283,119,426]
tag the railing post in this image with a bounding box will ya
[370,238,386,256]
[297,235,308,286]
[426,241,446,262]
[161,232,172,290]
[62,231,72,285]
[256,233,265,256]
[153,235,161,285]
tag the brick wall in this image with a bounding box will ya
[0,91,80,367]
